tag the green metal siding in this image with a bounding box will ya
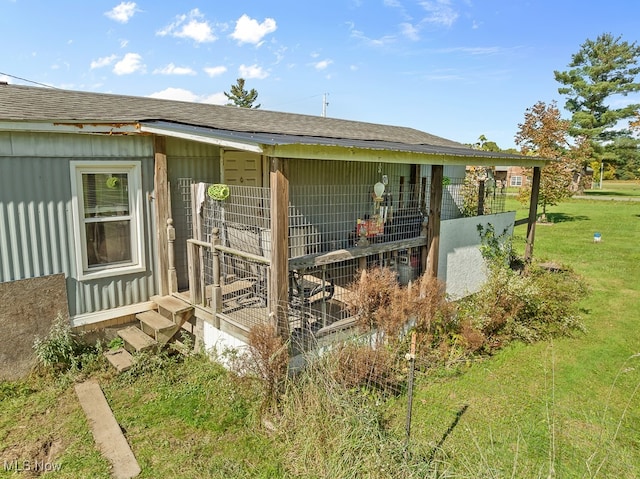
[0,131,157,317]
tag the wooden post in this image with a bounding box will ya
[154,136,170,296]
[477,180,485,216]
[210,227,222,328]
[525,166,541,262]
[270,158,290,340]
[425,165,443,277]
[187,241,202,306]
[167,218,178,294]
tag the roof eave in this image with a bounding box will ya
[0,120,140,135]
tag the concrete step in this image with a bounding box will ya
[117,326,157,353]
[104,348,133,373]
[137,310,177,343]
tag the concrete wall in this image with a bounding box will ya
[438,211,515,299]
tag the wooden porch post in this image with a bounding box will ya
[270,157,290,339]
[167,219,178,294]
[525,166,541,262]
[425,165,443,278]
[210,227,222,328]
[154,136,170,296]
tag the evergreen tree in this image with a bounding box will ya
[554,33,640,172]
[224,78,261,109]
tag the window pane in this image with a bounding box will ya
[85,221,132,266]
[82,173,130,218]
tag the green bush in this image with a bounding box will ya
[32,313,97,374]
[460,224,587,345]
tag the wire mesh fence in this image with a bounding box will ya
[177,176,506,346]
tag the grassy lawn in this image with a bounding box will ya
[1,192,638,478]
[582,179,640,197]
[394,194,640,477]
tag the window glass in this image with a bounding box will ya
[82,173,130,218]
[85,221,132,266]
[71,162,143,278]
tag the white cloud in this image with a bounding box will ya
[419,0,459,27]
[153,63,196,75]
[120,39,129,48]
[400,22,420,41]
[230,14,277,45]
[348,23,396,47]
[147,88,227,105]
[148,87,199,102]
[157,9,216,43]
[202,92,227,105]
[204,66,227,78]
[313,59,333,71]
[105,2,139,23]
[90,54,117,69]
[113,53,145,75]
[239,64,269,79]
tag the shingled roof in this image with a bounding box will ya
[1,83,546,166]
[0,84,463,147]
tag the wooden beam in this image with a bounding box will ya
[426,165,443,277]
[289,237,427,270]
[525,166,541,262]
[270,157,290,339]
[154,136,170,296]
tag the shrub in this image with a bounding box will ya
[32,313,96,374]
[245,322,289,409]
[460,224,587,345]
[328,342,400,393]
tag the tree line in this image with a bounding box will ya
[472,33,640,216]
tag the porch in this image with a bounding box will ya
[165,172,509,353]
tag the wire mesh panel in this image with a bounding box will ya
[442,176,507,218]
[289,181,425,255]
[178,178,194,239]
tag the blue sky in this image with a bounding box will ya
[1,0,639,149]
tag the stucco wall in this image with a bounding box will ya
[438,211,515,299]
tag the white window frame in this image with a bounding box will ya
[510,175,523,187]
[70,161,145,280]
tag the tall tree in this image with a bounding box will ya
[554,33,640,169]
[515,101,587,220]
[224,78,261,109]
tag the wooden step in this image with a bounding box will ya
[137,310,179,344]
[151,295,193,316]
[117,326,157,353]
[103,348,133,373]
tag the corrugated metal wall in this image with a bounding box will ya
[0,131,156,317]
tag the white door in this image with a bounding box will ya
[222,150,263,186]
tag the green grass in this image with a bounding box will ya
[1,195,639,478]
[396,195,640,477]
[583,179,640,197]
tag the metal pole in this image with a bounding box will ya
[599,161,604,190]
[405,332,417,456]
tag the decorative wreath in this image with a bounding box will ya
[106,176,120,189]
[207,184,230,201]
